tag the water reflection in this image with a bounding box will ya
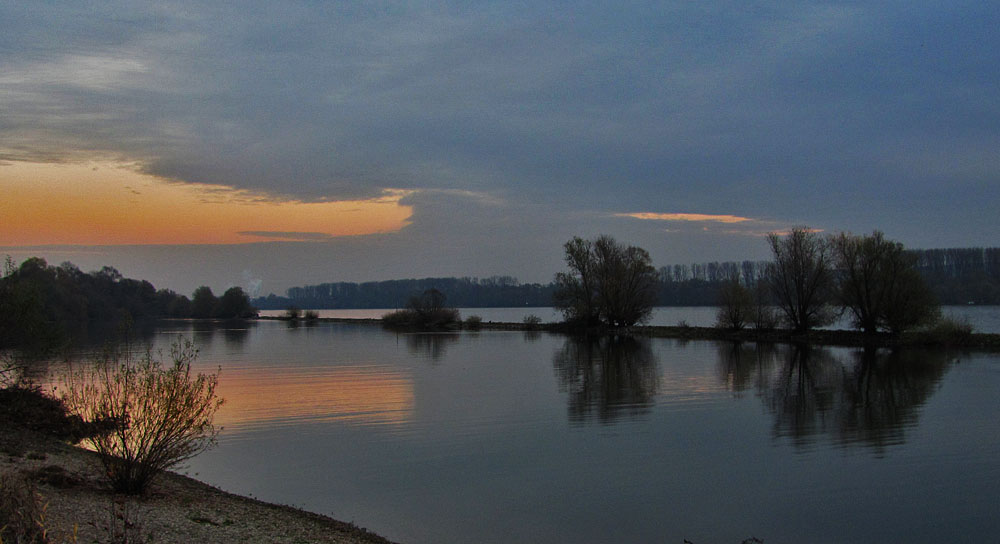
[215,365,415,434]
[553,336,659,423]
[404,333,459,361]
[717,342,954,453]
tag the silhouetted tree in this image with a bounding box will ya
[715,279,753,330]
[554,235,658,327]
[833,231,939,334]
[190,286,217,318]
[766,228,836,332]
[216,286,257,319]
[553,237,601,326]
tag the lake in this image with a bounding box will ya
[47,315,1000,544]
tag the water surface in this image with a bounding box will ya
[90,320,1000,544]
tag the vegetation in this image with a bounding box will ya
[917,316,974,345]
[191,285,257,319]
[553,235,659,328]
[765,228,838,332]
[464,315,483,330]
[0,471,52,544]
[60,338,223,495]
[715,279,753,330]
[256,276,556,309]
[522,314,543,329]
[0,257,256,349]
[833,231,939,334]
[381,288,461,331]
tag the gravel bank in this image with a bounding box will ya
[1,428,398,544]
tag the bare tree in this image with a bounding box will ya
[554,235,659,327]
[553,237,601,326]
[715,279,753,330]
[833,231,939,334]
[766,227,836,332]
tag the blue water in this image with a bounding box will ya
[79,319,1000,544]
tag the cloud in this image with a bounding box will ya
[237,231,335,242]
[616,212,753,224]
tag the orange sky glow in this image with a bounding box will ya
[0,161,414,245]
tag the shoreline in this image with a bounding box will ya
[1,427,400,544]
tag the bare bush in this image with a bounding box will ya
[715,280,753,330]
[0,472,50,544]
[61,339,223,495]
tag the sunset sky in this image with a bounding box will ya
[2,2,998,296]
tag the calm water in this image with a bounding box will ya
[260,305,1000,333]
[51,319,1000,544]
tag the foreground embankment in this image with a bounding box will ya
[1,427,398,544]
[259,316,1000,349]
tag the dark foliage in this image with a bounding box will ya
[381,288,461,330]
[833,232,939,334]
[0,385,112,444]
[0,257,257,348]
[255,275,556,309]
[715,279,754,330]
[553,236,659,328]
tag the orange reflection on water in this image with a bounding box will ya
[213,365,415,433]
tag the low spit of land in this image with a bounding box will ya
[263,315,1000,349]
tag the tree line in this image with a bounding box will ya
[555,229,945,334]
[258,246,1000,311]
[0,257,255,349]
[255,276,557,310]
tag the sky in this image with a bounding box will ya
[2,1,998,297]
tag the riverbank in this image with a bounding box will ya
[259,315,1000,349]
[1,426,398,544]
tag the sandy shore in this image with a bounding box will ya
[1,428,399,544]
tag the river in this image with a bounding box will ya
[41,312,999,544]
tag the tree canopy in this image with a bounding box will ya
[554,235,659,328]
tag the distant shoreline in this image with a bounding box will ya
[255,316,1000,350]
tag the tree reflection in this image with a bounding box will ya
[222,324,251,348]
[405,333,459,362]
[765,345,841,448]
[553,335,659,424]
[837,347,952,454]
[718,342,955,452]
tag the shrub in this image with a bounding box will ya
[61,338,223,495]
[304,310,320,321]
[0,385,99,443]
[381,289,461,331]
[0,472,50,544]
[522,315,542,330]
[464,315,483,330]
[921,316,974,345]
[715,280,753,330]
[284,306,301,320]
